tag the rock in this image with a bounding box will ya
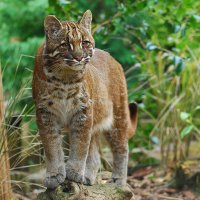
[37,180,135,200]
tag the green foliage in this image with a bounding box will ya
[180,125,193,139]
[0,0,47,97]
[131,0,200,163]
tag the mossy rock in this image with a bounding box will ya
[37,180,135,200]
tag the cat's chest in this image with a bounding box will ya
[39,82,87,125]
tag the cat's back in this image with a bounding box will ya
[89,48,125,83]
[88,48,126,88]
[90,48,122,70]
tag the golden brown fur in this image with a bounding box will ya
[32,10,137,189]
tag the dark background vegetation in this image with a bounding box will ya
[0,0,200,196]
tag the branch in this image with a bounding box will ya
[92,12,122,35]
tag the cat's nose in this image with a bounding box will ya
[73,56,83,62]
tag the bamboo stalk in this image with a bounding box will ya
[0,65,13,200]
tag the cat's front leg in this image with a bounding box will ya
[66,108,92,184]
[84,134,100,185]
[37,110,66,189]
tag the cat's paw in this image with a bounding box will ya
[109,177,127,187]
[65,164,84,183]
[65,169,84,183]
[65,162,96,185]
[84,168,97,185]
[44,173,65,189]
[84,165,99,185]
[84,175,96,185]
[44,165,66,189]
[65,166,96,185]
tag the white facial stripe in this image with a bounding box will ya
[70,43,74,50]
[49,50,60,57]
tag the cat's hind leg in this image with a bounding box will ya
[104,124,129,186]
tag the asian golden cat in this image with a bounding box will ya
[32,10,137,189]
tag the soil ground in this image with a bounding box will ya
[128,164,200,200]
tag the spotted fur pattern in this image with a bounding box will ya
[32,10,137,189]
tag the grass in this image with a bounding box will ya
[0,57,45,198]
[127,46,200,166]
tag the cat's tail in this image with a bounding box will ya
[128,102,138,138]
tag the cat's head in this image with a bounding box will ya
[44,10,95,71]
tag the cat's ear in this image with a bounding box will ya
[79,10,92,32]
[44,15,62,37]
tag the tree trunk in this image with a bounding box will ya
[0,66,13,200]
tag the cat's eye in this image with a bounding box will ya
[82,40,90,47]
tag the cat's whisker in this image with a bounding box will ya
[63,58,73,61]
